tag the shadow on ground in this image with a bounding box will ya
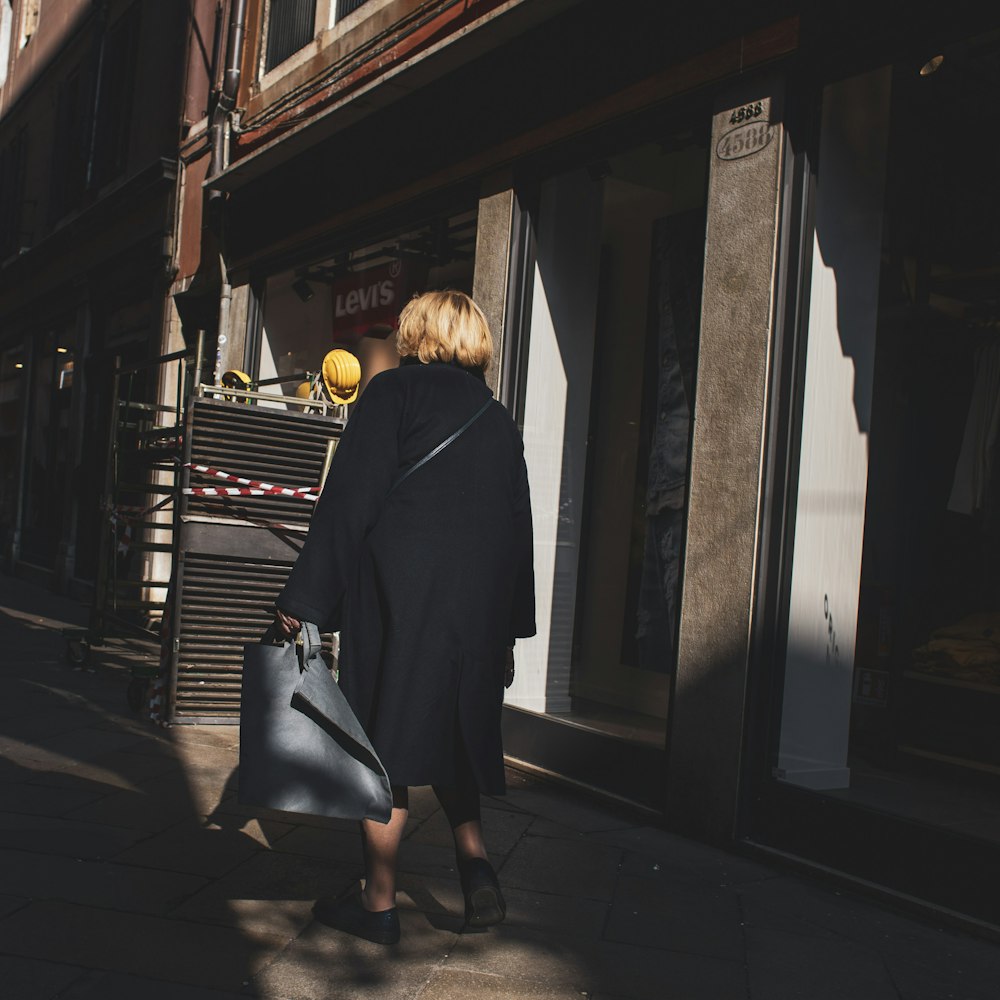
[3,573,1000,999]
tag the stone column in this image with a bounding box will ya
[666,79,786,841]
[472,182,515,397]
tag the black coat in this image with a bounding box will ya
[276,360,536,794]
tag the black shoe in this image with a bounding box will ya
[312,893,400,945]
[458,857,506,928]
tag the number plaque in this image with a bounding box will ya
[716,120,774,161]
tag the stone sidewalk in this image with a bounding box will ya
[1,573,999,1000]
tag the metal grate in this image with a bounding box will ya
[265,0,318,72]
[173,553,294,719]
[184,396,340,525]
[169,396,342,722]
[335,0,370,20]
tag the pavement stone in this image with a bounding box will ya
[407,803,532,858]
[396,874,610,940]
[6,573,1000,1000]
[0,955,89,1000]
[0,900,287,992]
[446,927,747,999]
[57,970,250,1000]
[0,847,207,914]
[265,822,365,867]
[500,832,622,900]
[0,706,109,741]
[881,949,1000,1000]
[502,782,635,835]
[125,726,241,755]
[417,968,585,1000]
[617,838,779,889]
[0,780,109,817]
[0,810,145,859]
[19,746,181,790]
[248,911,457,1000]
[0,892,29,917]
[744,924,899,1000]
[406,785,442,820]
[170,849,361,938]
[396,840,463,881]
[112,817,293,878]
[65,769,225,830]
[604,874,744,960]
[21,726,153,762]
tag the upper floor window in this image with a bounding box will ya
[49,69,89,221]
[0,1,13,88]
[91,4,140,186]
[0,126,28,257]
[334,0,369,20]
[264,0,317,73]
[20,0,39,48]
[262,0,373,76]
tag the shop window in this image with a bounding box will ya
[0,344,26,557]
[774,32,1000,846]
[264,0,318,73]
[20,330,75,569]
[257,208,477,403]
[507,135,709,743]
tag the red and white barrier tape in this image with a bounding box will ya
[183,486,318,501]
[184,463,319,498]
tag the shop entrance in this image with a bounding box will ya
[504,125,709,792]
[257,208,478,400]
[752,30,1000,923]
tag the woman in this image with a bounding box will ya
[274,290,535,945]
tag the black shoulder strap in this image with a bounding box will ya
[387,398,493,497]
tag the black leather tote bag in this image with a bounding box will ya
[238,622,392,823]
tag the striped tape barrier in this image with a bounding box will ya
[184,463,320,501]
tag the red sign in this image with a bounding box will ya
[331,260,422,342]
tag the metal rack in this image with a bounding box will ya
[64,336,205,710]
[164,386,345,723]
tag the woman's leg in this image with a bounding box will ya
[434,745,506,926]
[360,785,408,911]
[433,742,487,862]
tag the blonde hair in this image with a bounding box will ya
[396,290,493,371]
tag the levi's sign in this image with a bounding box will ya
[332,259,421,341]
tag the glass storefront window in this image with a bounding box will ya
[20,329,76,568]
[0,342,26,555]
[776,32,1000,845]
[509,135,708,745]
[258,209,477,402]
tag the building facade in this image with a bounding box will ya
[178,0,1000,925]
[5,0,1000,926]
[0,0,217,594]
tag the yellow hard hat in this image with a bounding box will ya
[322,349,361,404]
[221,369,251,389]
[295,380,314,399]
[220,369,251,403]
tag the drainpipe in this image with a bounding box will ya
[206,0,248,387]
[208,0,248,199]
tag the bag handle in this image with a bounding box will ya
[300,621,323,668]
[387,398,492,497]
[259,621,323,672]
